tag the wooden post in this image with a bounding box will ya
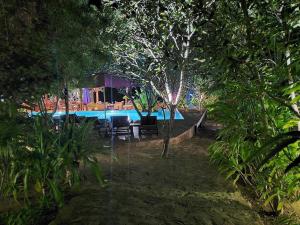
[95,88,99,103]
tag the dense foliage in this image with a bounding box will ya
[0,1,106,224]
[0,103,103,225]
[0,1,52,103]
[207,0,300,215]
[1,0,300,223]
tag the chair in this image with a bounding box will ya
[139,116,159,136]
[83,116,99,127]
[45,101,54,111]
[96,103,106,111]
[95,119,110,135]
[123,104,134,110]
[33,104,40,112]
[110,116,131,135]
[69,101,81,111]
[77,116,106,131]
[52,116,62,130]
[52,114,80,131]
[77,116,86,123]
[60,114,81,124]
[113,101,123,110]
[87,103,98,111]
[58,101,66,111]
[106,103,114,110]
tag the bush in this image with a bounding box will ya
[0,102,103,224]
[208,90,300,215]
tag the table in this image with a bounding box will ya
[130,122,140,138]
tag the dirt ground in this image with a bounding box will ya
[49,124,265,225]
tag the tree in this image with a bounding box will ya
[0,1,52,106]
[46,0,109,123]
[0,1,107,223]
[0,0,110,112]
[105,0,216,157]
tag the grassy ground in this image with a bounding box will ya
[49,123,266,225]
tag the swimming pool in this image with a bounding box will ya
[32,109,184,121]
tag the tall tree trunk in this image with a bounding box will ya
[161,104,176,158]
[146,89,152,116]
[127,93,143,119]
[131,98,143,119]
[286,48,300,131]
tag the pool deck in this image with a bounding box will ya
[94,110,205,147]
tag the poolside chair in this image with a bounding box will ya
[51,114,80,131]
[106,103,114,110]
[87,103,98,111]
[75,116,108,133]
[113,101,123,110]
[82,116,100,127]
[45,101,54,111]
[52,116,62,130]
[76,116,86,123]
[123,104,134,110]
[60,114,81,124]
[95,103,105,111]
[139,116,159,136]
[110,116,131,135]
[33,104,40,112]
[95,119,110,135]
[58,101,66,111]
[69,101,81,111]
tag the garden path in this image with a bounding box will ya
[50,123,265,225]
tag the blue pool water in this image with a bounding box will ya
[31,109,184,121]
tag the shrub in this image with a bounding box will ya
[0,102,103,224]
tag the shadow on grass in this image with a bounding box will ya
[51,136,264,225]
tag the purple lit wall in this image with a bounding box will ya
[104,75,134,89]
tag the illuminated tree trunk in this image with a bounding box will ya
[286,48,300,131]
[161,104,176,158]
[150,68,185,158]
[125,89,143,118]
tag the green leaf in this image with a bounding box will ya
[285,155,300,173]
[277,201,283,211]
[48,179,64,207]
[90,161,104,185]
[263,193,277,207]
[225,170,236,180]
[283,119,300,130]
[34,180,42,193]
[283,84,300,95]
[290,95,300,104]
[23,169,30,201]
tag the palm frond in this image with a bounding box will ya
[259,136,299,167]
[285,155,300,173]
